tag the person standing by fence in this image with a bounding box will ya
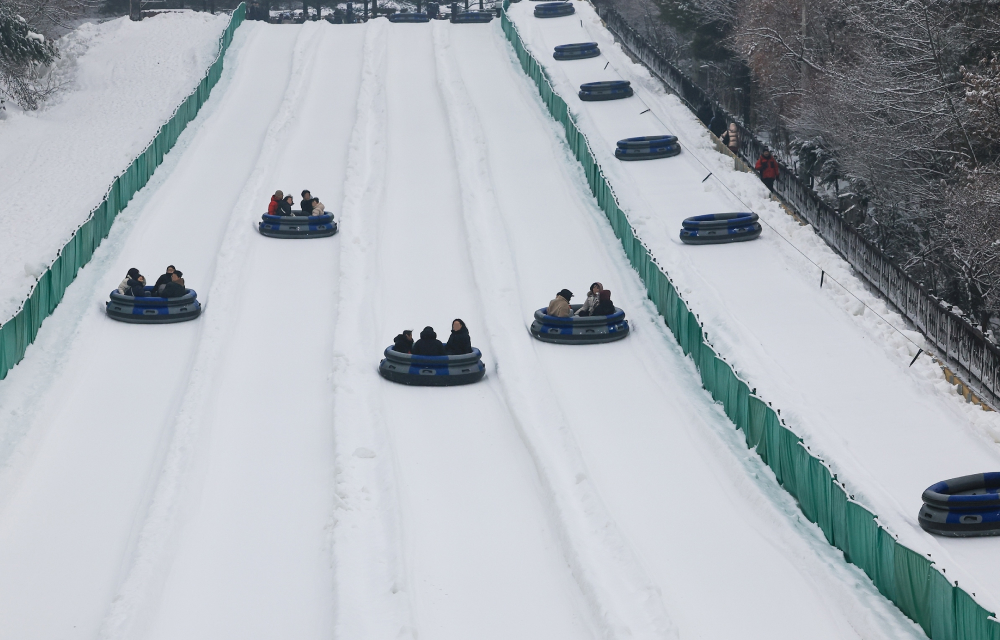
[755,147,780,192]
[721,123,740,155]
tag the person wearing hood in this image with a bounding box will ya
[445,319,472,355]
[160,273,187,298]
[546,289,573,317]
[393,330,414,353]
[411,326,446,356]
[278,195,295,216]
[118,268,141,295]
[576,282,604,316]
[300,190,314,216]
[755,147,780,192]
[268,190,283,215]
[592,289,616,316]
[310,198,326,217]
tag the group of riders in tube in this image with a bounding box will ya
[392,320,473,356]
[267,189,326,217]
[546,282,615,317]
[117,265,186,298]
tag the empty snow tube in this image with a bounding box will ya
[918,473,1000,537]
[579,80,633,101]
[530,305,630,344]
[617,135,678,149]
[679,212,762,245]
[451,10,493,22]
[614,144,681,160]
[259,212,338,238]
[554,43,600,60]
[389,11,430,21]
[378,347,486,386]
[106,287,202,324]
[534,2,574,17]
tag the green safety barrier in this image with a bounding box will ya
[0,4,247,381]
[500,3,1000,638]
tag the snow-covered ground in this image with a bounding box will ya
[0,11,230,323]
[0,15,946,639]
[508,0,1000,614]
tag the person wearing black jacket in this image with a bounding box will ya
[126,274,147,297]
[153,265,176,290]
[592,289,615,316]
[393,330,413,353]
[411,326,445,356]
[278,195,295,216]
[300,190,314,216]
[445,319,472,355]
[160,274,187,298]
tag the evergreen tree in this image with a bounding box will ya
[0,0,58,109]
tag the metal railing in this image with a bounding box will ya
[593,0,1000,410]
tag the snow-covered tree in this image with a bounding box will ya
[0,0,58,109]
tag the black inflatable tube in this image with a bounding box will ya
[615,146,681,161]
[451,11,493,21]
[388,12,430,21]
[617,135,678,149]
[580,80,630,90]
[529,305,630,344]
[534,3,574,16]
[918,503,1000,537]
[681,212,759,230]
[922,473,1000,509]
[106,288,202,324]
[259,213,338,239]
[554,42,599,52]
[680,225,762,245]
[580,87,633,101]
[555,49,599,60]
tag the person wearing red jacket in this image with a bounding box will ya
[755,148,780,192]
[267,190,283,216]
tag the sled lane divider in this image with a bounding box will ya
[0,4,247,382]
[499,3,1000,639]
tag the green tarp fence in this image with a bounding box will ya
[0,4,247,381]
[500,4,1000,638]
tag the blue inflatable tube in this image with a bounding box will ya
[614,144,681,160]
[919,473,1000,537]
[530,305,629,344]
[451,10,493,22]
[106,287,202,324]
[534,2,574,17]
[579,80,633,101]
[259,212,338,238]
[379,347,486,386]
[388,12,430,21]
[679,212,762,244]
[554,47,599,60]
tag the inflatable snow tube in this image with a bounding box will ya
[617,135,678,149]
[553,43,600,60]
[918,473,1000,537]
[388,11,430,21]
[259,212,338,238]
[679,212,762,245]
[530,305,629,344]
[378,347,486,386]
[451,10,493,21]
[614,144,681,160]
[579,80,633,101]
[106,287,202,324]
[534,2,574,17]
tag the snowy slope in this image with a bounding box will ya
[0,11,230,323]
[507,0,1000,613]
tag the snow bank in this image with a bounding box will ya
[0,11,230,323]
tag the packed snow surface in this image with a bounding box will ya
[0,10,230,323]
[508,0,1000,614]
[0,14,954,640]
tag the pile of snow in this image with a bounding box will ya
[0,10,231,323]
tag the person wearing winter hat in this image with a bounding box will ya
[576,282,604,317]
[592,289,615,316]
[445,319,473,355]
[268,190,283,215]
[393,330,414,353]
[546,289,574,317]
[117,267,141,295]
[411,326,446,356]
[310,197,326,217]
